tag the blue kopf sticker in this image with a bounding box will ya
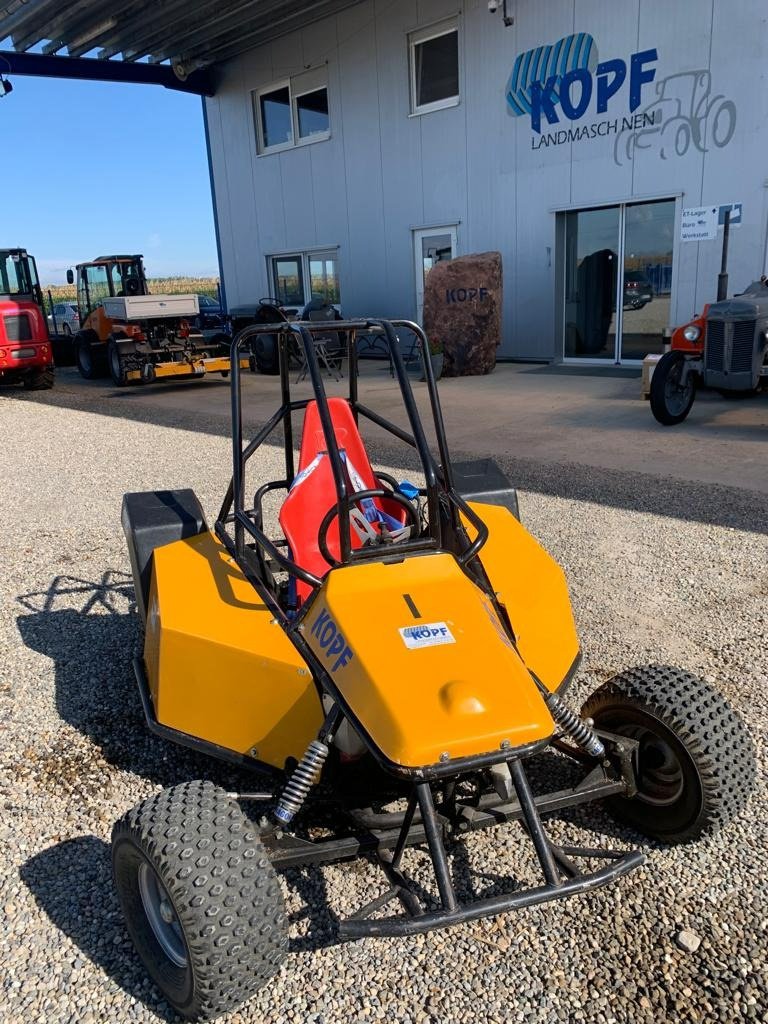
[310,608,354,670]
[399,622,455,649]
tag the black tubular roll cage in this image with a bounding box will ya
[216,317,489,610]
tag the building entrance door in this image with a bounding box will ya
[562,199,675,363]
[414,226,457,323]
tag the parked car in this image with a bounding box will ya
[623,272,654,309]
[47,301,80,335]
[195,293,224,329]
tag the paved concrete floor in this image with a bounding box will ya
[26,360,768,496]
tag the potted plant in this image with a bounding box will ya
[423,332,444,381]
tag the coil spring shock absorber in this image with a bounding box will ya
[274,740,329,824]
[533,679,605,758]
[274,703,342,825]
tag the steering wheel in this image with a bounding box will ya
[318,488,419,567]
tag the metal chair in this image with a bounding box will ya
[295,299,344,382]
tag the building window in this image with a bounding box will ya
[254,68,330,154]
[259,84,292,149]
[268,249,340,310]
[296,88,330,140]
[409,19,459,115]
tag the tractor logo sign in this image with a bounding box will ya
[506,32,659,146]
[399,622,455,650]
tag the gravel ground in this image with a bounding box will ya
[1,385,767,1024]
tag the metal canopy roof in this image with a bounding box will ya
[0,0,364,94]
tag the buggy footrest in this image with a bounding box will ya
[338,845,644,938]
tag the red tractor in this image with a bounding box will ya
[0,248,54,391]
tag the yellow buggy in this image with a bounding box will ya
[115,318,754,1020]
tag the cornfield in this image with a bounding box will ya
[44,276,220,308]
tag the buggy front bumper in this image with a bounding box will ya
[339,844,644,938]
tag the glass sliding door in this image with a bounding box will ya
[562,198,676,363]
[620,200,675,361]
[563,206,620,359]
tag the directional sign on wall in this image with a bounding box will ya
[681,206,718,242]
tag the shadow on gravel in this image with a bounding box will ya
[15,572,261,795]
[19,836,181,1022]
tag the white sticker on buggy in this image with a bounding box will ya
[399,622,455,649]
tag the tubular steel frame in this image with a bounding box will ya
[210,319,644,936]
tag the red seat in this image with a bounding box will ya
[279,398,407,605]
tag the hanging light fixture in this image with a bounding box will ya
[0,76,13,97]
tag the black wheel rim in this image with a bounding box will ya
[663,359,693,416]
[138,861,187,968]
[618,724,685,806]
[592,704,703,835]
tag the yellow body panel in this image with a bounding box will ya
[144,532,322,768]
[304,553,554,768]
[466,502,580,694]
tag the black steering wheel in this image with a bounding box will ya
[318,489,419,567]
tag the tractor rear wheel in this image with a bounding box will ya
[113,780,287,1020]
[650,350,696,425]
[23,366,54,390]
[583,665,755,843]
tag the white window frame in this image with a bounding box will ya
[408,18,460,117]
[267,247,341,310]
[293,84,331,147]
[254,68,330,155]
[254,79,294,154]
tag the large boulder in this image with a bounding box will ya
[422,252,502,376]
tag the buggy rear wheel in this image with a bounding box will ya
[650,350,696,425]
[583,665,755,843]
[112,780,287,1020]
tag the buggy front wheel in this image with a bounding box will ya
[583,665,755,843]
[112,780,287,1020]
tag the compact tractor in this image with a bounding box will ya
[0,248,54,390]
[650,277,768,424]
[68,254,240,386]
[116,318,754,1020]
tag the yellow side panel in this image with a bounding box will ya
[467,502,580,694]
[144,532,322,768]
[304,553,554,769]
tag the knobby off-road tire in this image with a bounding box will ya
[23,366,54,390]
[650,350,696,425]
[583,665,755,843]
[112,780,288,1020]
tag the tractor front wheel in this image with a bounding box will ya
[650,350,696,425]
[583,665,755,843]
[23,366,54,390]
[75,333,108,380]
[108,338,129,387]
[112,780,287,1020]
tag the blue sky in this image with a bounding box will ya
[1,72,218,283]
